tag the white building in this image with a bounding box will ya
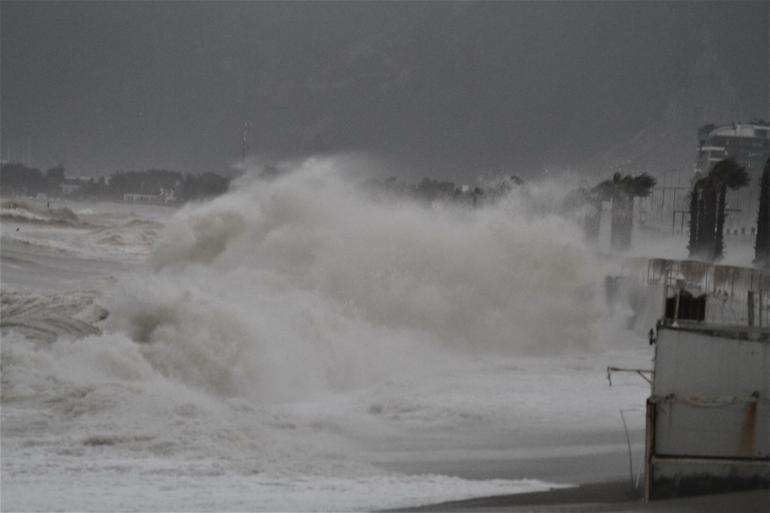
[697,121,770,174]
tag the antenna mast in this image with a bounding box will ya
[241,121,251,162]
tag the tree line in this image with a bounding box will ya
[685,157,770,268]
[0,163,230,203]
[563,157,770,269]
[1,163,65,196]
[364,174,525,206]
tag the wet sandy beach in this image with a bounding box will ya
[389,481,770,513]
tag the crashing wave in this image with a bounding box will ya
[1,289,107,342]
[89,157,606,402]
[1,200,87,227]
[91,219,164,249]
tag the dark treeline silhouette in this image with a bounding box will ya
[0,163,230,204]
[688,158,749,261]
[1,163,65,196]
[365,174,524,206]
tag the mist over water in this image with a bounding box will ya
[1,157,656,511]
[100,157,605,402]
[9,2,757,507]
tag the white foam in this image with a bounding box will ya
[118,158,605,401]
[2,157,651,511]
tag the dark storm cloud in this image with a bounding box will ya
[1,1,767,179]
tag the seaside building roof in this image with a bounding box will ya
[697,120,770,174]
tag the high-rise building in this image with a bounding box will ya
[697,120,770,174]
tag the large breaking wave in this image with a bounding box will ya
[101,157,603,401]
[2,157,635,511]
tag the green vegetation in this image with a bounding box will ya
[0,163,230,204]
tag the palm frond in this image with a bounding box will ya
[708,158,749,190]
[590,179,615,201]
[622,173,656,197]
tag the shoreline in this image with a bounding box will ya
[374,446,642,485]
[386,480,770,512]
[376,447,769,512]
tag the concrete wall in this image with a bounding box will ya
[653,329,769,398]
[650,457,770,499]
[654,400,769,458]
[647,327,770,498]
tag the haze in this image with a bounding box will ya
[2,1,768,180]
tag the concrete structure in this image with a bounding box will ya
[643,262,770,499]
[694,121,770,230]
[123,189,175,204]
[60,178,84,196]
[697,121,770,175]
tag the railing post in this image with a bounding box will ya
[644,398,656,501]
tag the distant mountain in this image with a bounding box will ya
[584,39,744,178]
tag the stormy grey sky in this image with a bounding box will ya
[1,1,768,180]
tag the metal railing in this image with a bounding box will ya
[621,257,770,328]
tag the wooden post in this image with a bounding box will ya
[644,398,656,501]
[661,270,671,322]
[673,280,681,327]
[758,290,763,328]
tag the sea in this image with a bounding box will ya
[1,157,653,511]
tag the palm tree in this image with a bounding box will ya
[688,175,703,257]
[583,195,603,243]
[562,185,602,243]
[754,158,770,267]
[593,173,656,250]
[688,158,749,261]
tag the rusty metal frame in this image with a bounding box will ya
[607,366,653,386]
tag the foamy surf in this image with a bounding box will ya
[1,157,651,511]
[1,200,85,227]
[1,327,581,511]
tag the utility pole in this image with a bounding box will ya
[241,121,251,162]
[656,184,686,227]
